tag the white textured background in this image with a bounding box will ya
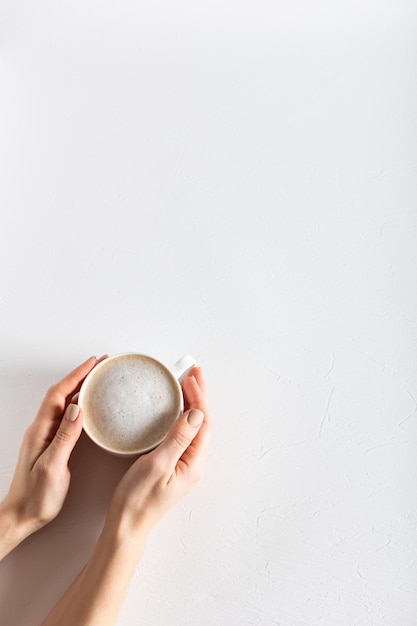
[0,1,416,625]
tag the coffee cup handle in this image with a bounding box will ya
[171,355,197,383]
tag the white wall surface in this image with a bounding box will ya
[0,1,416,624]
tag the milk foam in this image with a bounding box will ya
[81,355,181,454]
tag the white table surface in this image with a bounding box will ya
[0,1,416,624]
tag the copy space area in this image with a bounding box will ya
[0,1,416,624]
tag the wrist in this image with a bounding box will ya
[102,503,149,562]
[0,498,36,559]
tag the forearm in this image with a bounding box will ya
[40,512,148,626]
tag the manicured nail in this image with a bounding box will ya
[65,404,80,422]
[187,409,204,427]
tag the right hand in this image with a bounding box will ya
[106,367,212,539]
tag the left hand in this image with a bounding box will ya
[2,356,99,540]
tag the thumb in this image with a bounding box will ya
[45,404,83,469]
[157,409,204,472]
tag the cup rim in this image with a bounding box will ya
[79,352,183,457]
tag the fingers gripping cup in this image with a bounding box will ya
[78,354,196,456]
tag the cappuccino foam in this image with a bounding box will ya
[80,355,181,454]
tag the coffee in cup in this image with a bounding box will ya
[78,353,196,456]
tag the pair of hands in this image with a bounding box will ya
[1,356,211,551]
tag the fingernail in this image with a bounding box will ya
[65,404,80,422]
[187,409,204,427]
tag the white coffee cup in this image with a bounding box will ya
[78,353,196,457]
